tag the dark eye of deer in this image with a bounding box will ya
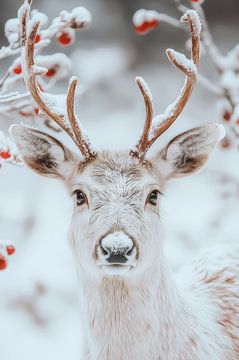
[148,190,158,206]
[75,191,87,206]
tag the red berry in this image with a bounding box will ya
[13,64,22,75]
[220,138,230,149]
[45,68,56,77]
[135,21,150,34]
[57,32,72,46]
[0,151,11,159]
[0,255,7,270]
[6,245,15,256]
[135,19,159,34]
[148,19,159,29]
[34,107,39,115]
[223,111,231,122]
[19,110,31,117]
[35,34,41,44]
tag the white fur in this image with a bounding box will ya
[11,124,239,360]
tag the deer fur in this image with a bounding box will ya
[10,122,239,360]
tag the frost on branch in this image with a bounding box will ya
[133,9,182,35]
[0,1,91,139]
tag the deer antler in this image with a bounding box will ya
[18,1,95,161]
[131,10,201,159]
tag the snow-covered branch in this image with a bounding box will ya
[0,0,92,146]
[0,131,22,167]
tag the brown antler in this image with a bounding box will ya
[131,10,201,159]
[19,1,95,161]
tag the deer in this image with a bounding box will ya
[9,2,239,359]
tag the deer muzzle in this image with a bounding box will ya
[97,231,137,274]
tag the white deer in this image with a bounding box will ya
[10,3,239,360]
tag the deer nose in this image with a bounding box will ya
[100,231,134,264]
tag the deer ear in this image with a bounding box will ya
[156,124,225,179]
[10,124,77,179]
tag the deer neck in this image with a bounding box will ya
[79,257,195,360]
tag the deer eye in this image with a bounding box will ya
[74,190,88,206]
[147,190,159,206]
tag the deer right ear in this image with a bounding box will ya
[155,124,225,180]
[10,124,77,179]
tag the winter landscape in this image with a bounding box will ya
[0,0,239,359]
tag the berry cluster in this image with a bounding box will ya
[0,131,22,166]
[0,5,91,123]
[0,241,15,271]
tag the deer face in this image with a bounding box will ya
[69,152,165,277]
[11,123,223,278]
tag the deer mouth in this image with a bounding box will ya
[100,264,133,276]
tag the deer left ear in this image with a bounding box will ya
[10,124,78,179]
[155,124,225,179]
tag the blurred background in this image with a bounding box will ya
[0,0,239,359]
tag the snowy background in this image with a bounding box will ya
[0,0,239,359]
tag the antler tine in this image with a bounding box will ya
[67,77,93,159]
[19,2,95,161]
[130,77,153,156]
[25,21,71,132]
[131,10,201,159]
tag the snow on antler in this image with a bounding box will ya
[131,10,201,159]
[17,1,95,161]
[0,0,91,135]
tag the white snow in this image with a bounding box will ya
[36,53,72,83]
[216,124,226,141]
[32,65,48,75]
[135,76,153,101]
[132,9,159,27]
[17,2,30,28]
[167,49,197,75]
[181,10,201,36]
[4,18,20,45]
[132,9,182,29]
[39,92,67,118]
[30,10,49,29]
[71,7,92,29]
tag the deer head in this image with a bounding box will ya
[11,4,224,278]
